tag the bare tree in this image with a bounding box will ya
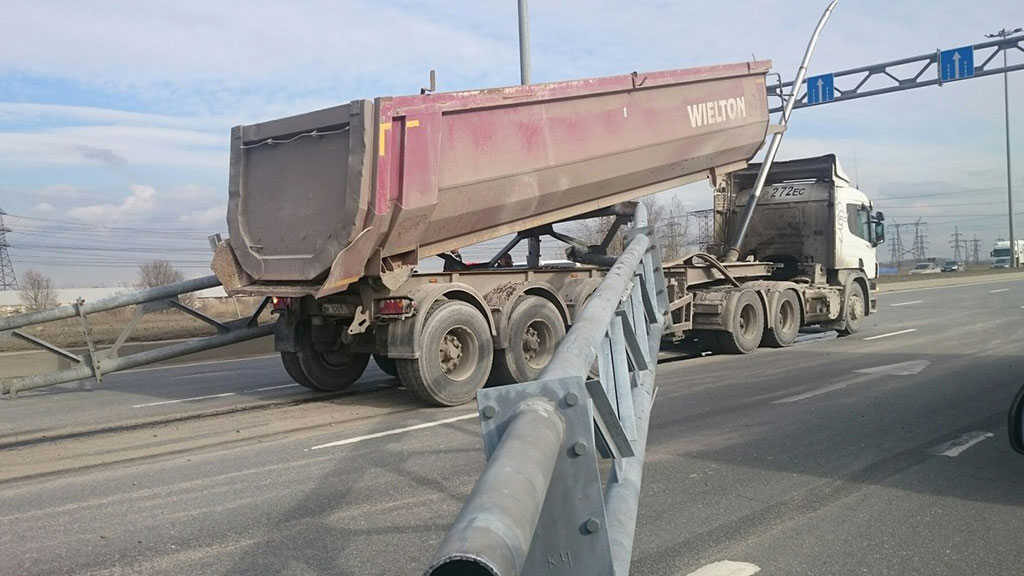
[137,260,195,307]
[137,260,184,289]
[19,269,58,311]
[574,195,692,260]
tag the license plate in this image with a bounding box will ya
[321,303,348,315]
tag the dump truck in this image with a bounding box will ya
[212,62,884,406]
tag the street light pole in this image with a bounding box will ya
[518,0,542,266]
[987,27,1023,266]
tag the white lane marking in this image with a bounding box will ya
[684,560,761,576]
[990,288,1009,293]
[854,360,930,376]
[863,328,917,341]
[171,370,243,381]
[308,413,477,451]
[120,354,278,374]
[930,431,994,457]
[251,383,302,392]
[133,392,237,408]
[889,300,923,307]
[772,382,848,404]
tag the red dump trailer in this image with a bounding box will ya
[213,61,881,406]
[216,62,770,296]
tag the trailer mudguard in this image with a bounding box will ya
[386,283,495,360]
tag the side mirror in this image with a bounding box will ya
[1009,383,1024,455]
[872,221,885,246]
[875,211,884,222]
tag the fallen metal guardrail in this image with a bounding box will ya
[0,276,273,399]
[425,202,668,576]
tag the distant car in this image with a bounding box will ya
[909,262,941,275]
[941,260,965,272]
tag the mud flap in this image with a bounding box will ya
[274,312,303,353]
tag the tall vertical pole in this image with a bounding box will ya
[987,27,1022,266]
[1003,46,1015,267]
[519,0,542,266]
[517,0,531,85]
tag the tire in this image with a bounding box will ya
[397,301,494,406]
[294,326,370,392]
[373,353,399,378]
[717,290,764,354]
[490,296,566,385]
[837,282,866,336]
[281,351,317,389]
[763,290,800,348]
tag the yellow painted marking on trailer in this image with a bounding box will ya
[407,120,420,128]
[378,122,392,156]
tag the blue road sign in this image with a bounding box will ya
[806,73,835,105]
[939,46,974,82]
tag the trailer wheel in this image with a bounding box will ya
[289,328,370,392]
[281,351,317,389]
[763,290,800,348]
[717,290,764,354]
[838,282,866,336]
[398,301,494,406]
[490,296,566,385]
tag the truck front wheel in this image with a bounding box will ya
[838,283,866,335]
[490,296,566,385]
[717,290,764,354]
[398,301,494,406]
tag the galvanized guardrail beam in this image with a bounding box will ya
[426,202,668,576]
[0,276,272,399]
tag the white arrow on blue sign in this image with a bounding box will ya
[806,73,835,105]
[939,46,975,82]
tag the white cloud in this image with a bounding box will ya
[178,205,226,228]
[32,202,54,213]
[67,184,158,222]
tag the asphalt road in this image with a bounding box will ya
[3,277,1024,575]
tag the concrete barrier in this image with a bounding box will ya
[0,335,274,380]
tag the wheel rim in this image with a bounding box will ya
[738,303,758,339]
[848,292,864,323]
[522,319,555,370]
[319,349,355,368]
[438,325,478,381]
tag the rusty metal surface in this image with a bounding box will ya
[222,61,772,296]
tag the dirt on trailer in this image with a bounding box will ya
[0,297,273,353]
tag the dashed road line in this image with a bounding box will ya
[990,288,1009,293]
[930,431,994,457]
[133,392,237,408]
[889,300,923,307]
[863,328,917,341]
[684,560,761,576]
[772,382,848,404]
[308,413,477,450]
[253,384,301,392]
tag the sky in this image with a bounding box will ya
[0,0,1022,287]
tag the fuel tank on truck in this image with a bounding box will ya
[217,61,773,298]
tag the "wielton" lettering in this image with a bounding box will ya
[686,97,747,128]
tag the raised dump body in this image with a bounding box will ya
[217,61,772,298]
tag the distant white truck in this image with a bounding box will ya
[990,240,1024,268]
